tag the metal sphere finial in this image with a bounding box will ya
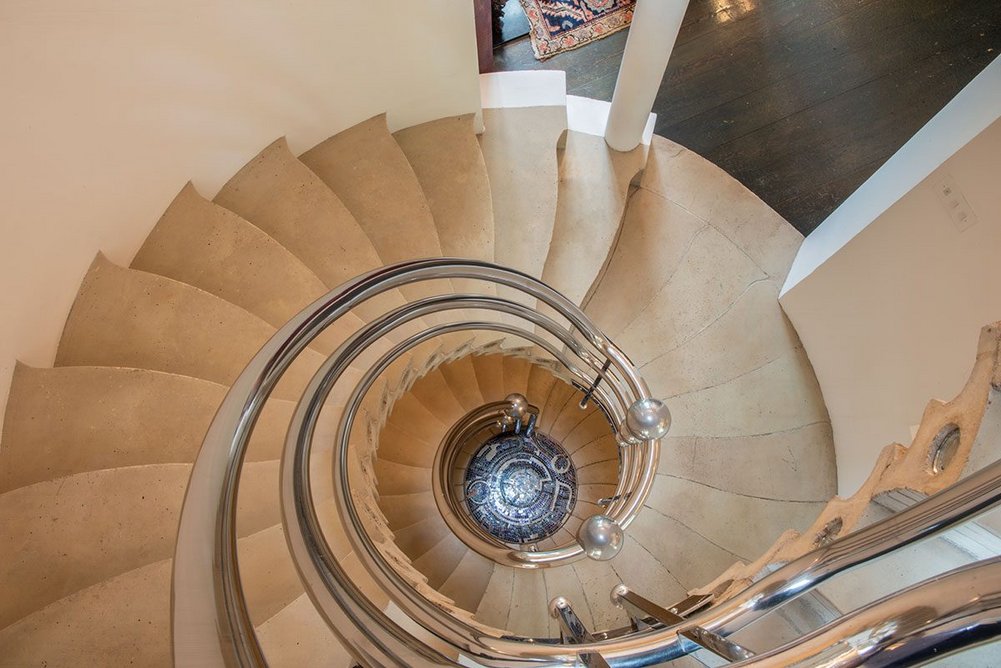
[625,398,672,441]
[578,514,624,561]
[548,596,570,618]
[504,393,531,423]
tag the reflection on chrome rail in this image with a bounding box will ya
[171,258,1001,668]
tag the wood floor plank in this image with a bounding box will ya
[493,0,1001,234]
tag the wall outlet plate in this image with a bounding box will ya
[935,172,979,232]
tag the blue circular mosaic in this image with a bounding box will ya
[463,431,577,544]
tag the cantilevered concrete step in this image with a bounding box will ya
[256,594,353,668]
[379,491,438,530]
[412,533,468,590]
[394,115,495,278]
[562,411,614,453]
[502,355,532,394]
[300,115,453,305]
[641,136,802,280]
[576,135,836,593]
[212,135,421,345]
[475,565,514,630]
[471,352,506,401]
[372,459,432,497]
[507,568,551,637]
[568,433,618,469]
[54,255,328,402]
[241,523,305,626]
[538,380,579,434]
[479,106,566,282]
[0,365,294,492]
[405,367,468,428]
[132,182,358,355]
[0,461,278,630]
[439,549,495,614]
[570,557,630,632]
[0,558,173,666]
[214,137,384,290]
[541,130,646,307]
[439,354,486,412]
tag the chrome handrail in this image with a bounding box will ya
[733,556,1001,666]
[174,256,1001,668]
[173,259,662,667]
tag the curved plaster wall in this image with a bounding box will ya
[0,1,482,430]
[781,58,1001,494]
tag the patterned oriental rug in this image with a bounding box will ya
[518,0,635,60]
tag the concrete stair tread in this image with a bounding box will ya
[214,137,383,290]
[240,524,304,626]
[507,568,552,638]
[0,461,280,629]
[563,411,614,452]
[132,182,358,356]
[570,558,630,632]
[471,352,506,402]
[393,515,452,561]
[439,549,495,615]
[54,254,329,402]
[411,533,468,589]
[501,356,532,395]
[640,136,802,280]
[405,367,469,428]
[542,130,646,307]
[379,491,438,531]
[0,364,296,493]
[439,355,486,412]
[0,558,173,666]
[256,593,353,668]
[300,114,453,311]
[372,459,432,498]
[393,114,495,277]
[479,106,566,281]
[474,565,514,630]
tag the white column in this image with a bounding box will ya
[604,0,689,152]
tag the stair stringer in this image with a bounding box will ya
[694,321,1001,602]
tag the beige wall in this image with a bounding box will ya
[781,116,1001,494]
[0,1,482,430]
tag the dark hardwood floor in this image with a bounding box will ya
[491,0,1001,235]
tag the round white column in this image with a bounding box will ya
[604,0,689,152]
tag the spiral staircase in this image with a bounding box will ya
[2,74,1001,668]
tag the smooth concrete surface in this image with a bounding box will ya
[474,565,515,629]
[439,550,495,614]
[0,365,293,492]
[300,114,452,310]
[0,0,482,434]
[54,255,327,402]
[479,106,566,283]
[0,92,850,661]
[133,182,357,355]
[0,559,173,667]
[256,594,352,668]
[394,114,496,297]
[541,130,646,307]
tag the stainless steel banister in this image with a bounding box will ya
[174,258,663,667]
[731,556,1001,667]
[174,255,1001,668]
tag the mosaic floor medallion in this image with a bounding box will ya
[463,431,577,544]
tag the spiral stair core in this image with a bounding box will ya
[8,72,999,667]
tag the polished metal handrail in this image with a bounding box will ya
[172,259,664,667]
[733,556,1001,666]
[173,256,1001,668]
